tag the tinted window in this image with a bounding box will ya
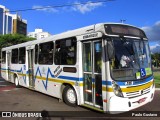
[35,44,38,64]
[12,49,18,64]
[54,38,77,65]
[2,51,6,64]
[39,42,54,65]
[19,47,26,64]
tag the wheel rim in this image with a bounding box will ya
[66,88,76,103]
[15,77,18,86]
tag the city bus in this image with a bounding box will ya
[1,23,155,114]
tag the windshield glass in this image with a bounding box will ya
[110,37,152,81]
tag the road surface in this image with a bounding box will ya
[0,77,159,120]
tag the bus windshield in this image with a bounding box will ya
[110,37,152,81]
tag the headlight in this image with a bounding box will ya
[112,82,123,97]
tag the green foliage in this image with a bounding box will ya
[151,53,160,60]
[0,34,35,48]
[153,71,160,88]
[151,53,160,67]
[0,34,35,55]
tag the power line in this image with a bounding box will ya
[3,0,115,13]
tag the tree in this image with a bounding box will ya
[151,53,160,68]
[0,34,35,55]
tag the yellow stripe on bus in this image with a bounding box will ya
[6,70,153,93]
[102,81,153,92]
[18,73,26,76]
[36,76,75,85]
[102,86,113,92]
[121,81,153,92]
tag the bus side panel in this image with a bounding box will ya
[1,63,7,80]
[18,64,28,87]
[1,51,7,81]
[33,65,79,99]
[77,41,84,105]
[9,66,26,86]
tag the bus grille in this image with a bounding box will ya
[125,87,150,98]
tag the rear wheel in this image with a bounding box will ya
[14,76,20,88]
[63,85,77,107]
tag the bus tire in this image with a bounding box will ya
[63,85,77,107]
[14,76,20,88]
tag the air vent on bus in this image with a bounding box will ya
[125,87,151,98]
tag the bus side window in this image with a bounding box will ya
[19,47,26,64]
[38,42,54,65]
[2,51,6,64]
[35,44,38,64]
[11,48,18,64]
[54,41,61,65]
[54,38,77,65]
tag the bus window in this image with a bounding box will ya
[19,47,26,64]
[54,38,77,65]
[2,51,6,64]
[11,48,18,64]
[38,42,54,65]
[35,44,38,64]
[94,42,102,73]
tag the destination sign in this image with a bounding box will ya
[105,24,147,38]
[83,33,98,39]
[77,32,102,40]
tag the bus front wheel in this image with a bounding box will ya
[63,85,77,107]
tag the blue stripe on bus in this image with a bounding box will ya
[102,81,112,85]
[58,76,80,81]
[1,68,8,70]
[1,67,153,89]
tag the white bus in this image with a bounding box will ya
[1,23,155,114]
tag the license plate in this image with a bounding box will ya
[138,97,147,103]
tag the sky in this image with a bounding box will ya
[0,0,160,51]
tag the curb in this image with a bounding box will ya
[155,88,160,90]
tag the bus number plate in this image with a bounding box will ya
[138,97,147,103]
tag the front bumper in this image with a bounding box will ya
[108,86,155,114]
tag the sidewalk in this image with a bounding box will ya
[155,88,160,90]
[153,67,160,72]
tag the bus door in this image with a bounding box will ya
[27,49,35,89]
[7,52,11,81]
[83,40,103,108]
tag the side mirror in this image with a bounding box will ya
[107,40,115,60]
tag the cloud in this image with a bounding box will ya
[150,45,157,50]
[142,21,160,41]
[32,5,58,13]
[72,1,103,14]
[32,1,103,14]
[150,44,160,53]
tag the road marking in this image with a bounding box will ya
[0,85,16,92]
[0,85,7,86]
[3,90,11,92]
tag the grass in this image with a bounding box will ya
[153,71,160,88]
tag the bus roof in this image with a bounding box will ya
[2,23,144,51]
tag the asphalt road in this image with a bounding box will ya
[0,77,160,120]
